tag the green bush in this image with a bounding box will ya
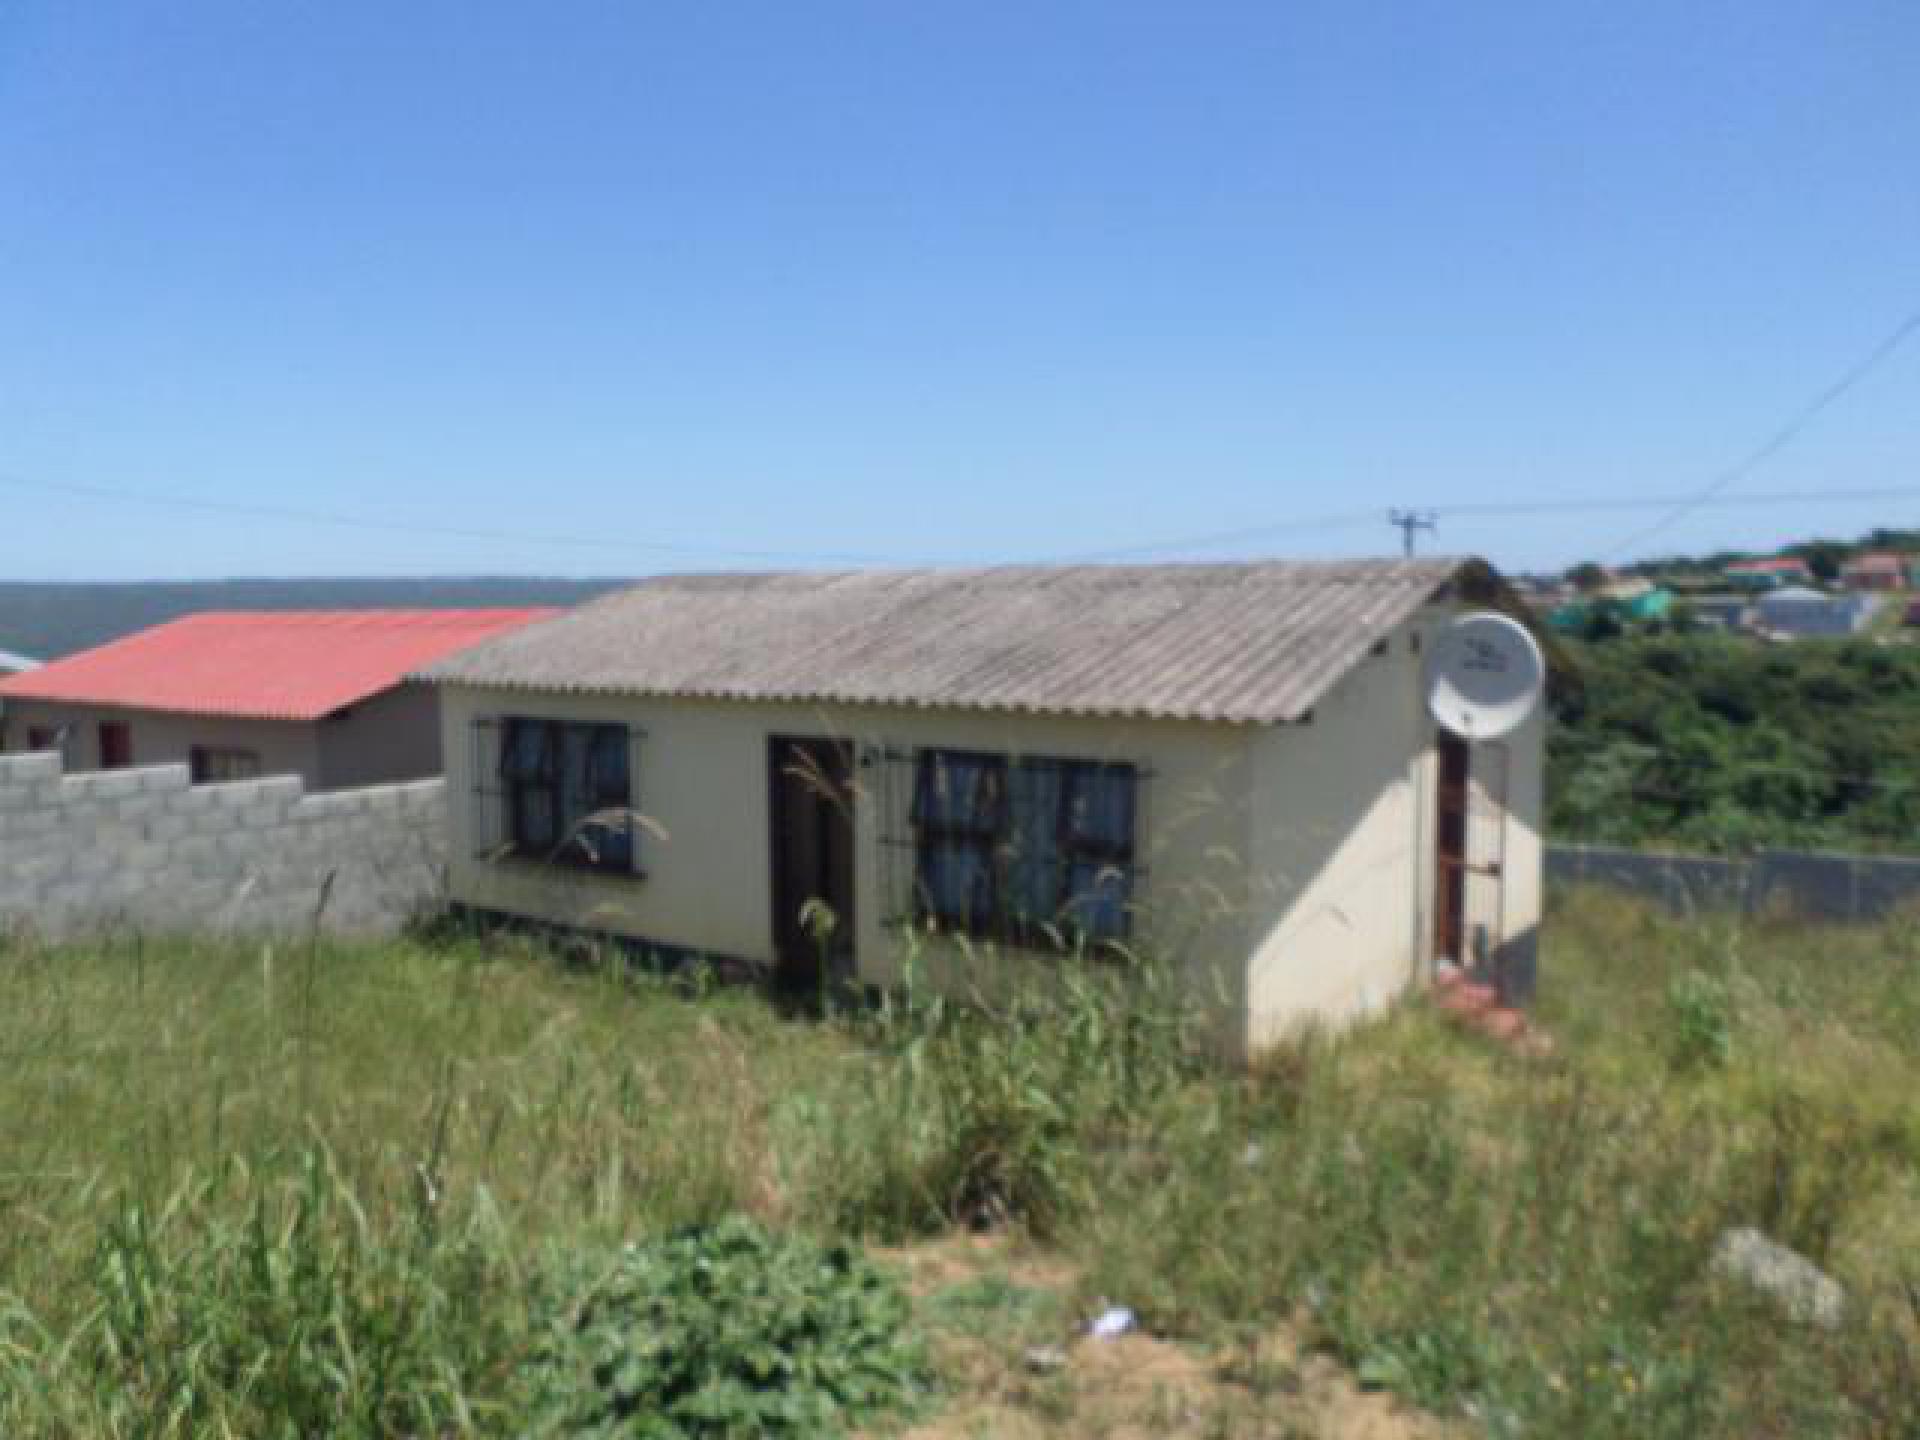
[525,1217,929,1439]
[1664,969,1734,1071]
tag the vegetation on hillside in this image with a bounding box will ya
[0,900,1915,1436]
[1550,632,1920,853]
[1610,526,1920,585]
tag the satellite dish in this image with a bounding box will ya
[1427,612,1544,741]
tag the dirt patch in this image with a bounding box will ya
[878,1233,1457,1440]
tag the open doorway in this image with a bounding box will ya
[767,736,856,993]
[1433,731,1510,972]
[1433,732,1470,964]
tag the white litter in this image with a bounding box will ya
[1088,1305,1137,1340]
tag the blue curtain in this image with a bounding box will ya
[503,721,557,853]
[1060,765,1135,941]
[1005,763,1064,928]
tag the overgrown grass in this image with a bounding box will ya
[0,895,1916,1435]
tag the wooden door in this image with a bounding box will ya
[768,737,855,992]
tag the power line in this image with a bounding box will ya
[6,466,1920,573]
[1051,484,1920,563]
[1600,307,1920,561]
[0,472,947,569]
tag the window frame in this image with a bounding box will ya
[498,717,636,877]
[98,721,133,770]
[189,745,262,784]
[910,747,1139,950]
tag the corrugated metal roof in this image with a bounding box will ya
[418,560,1476,724]
[0,609,560,721]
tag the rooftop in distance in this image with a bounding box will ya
[0,609,560,721]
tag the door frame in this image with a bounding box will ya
[1433,731,1470,964]
[766,734,856,989]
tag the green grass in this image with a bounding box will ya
[0,896,1916,1435]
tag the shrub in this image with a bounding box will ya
[1665,969,1734,1072]
[525,1217,929,1439]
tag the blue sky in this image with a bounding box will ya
[1,1,1915,580]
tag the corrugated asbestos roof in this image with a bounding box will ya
[0,610,560,721]
[418,560,1476,725]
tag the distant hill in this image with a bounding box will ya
[0,577,631,660]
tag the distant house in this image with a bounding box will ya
[1547,580,1674,634]
[1724,557,1814,591]
[1838,552,1912,593]
[1686,595,1751,631]
[1753,587,1877,639]
[418,559,1546,1056]
[0,610,557,789]
[0,649,39,677]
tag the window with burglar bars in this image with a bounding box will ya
[901,747,1142,948]
[469,716,640,876]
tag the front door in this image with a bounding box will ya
[768,736,856,992]
[1433,732,1470,964]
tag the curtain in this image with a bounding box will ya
[1004,762,1065,929]
[1060,764,1135,941]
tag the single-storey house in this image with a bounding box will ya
[1724,556,1814,591]
[0,609,556,789]
[419,560,1544,1055]
[1838,552,1913,593]
[1685,595,1752,631]
[1753,586,1878,639]
[0,649,39,677]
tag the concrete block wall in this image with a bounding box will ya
[0,752,447,941]
[1548,842,1920,923]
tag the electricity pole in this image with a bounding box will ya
[1388,509,1437,557]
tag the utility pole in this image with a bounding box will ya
[1388,509,1437,557]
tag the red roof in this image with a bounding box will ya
[1725,557,1811,574]
[0,610,560,721]
[1842,552,1906,573]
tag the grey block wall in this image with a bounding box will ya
[0,752,446,942]
[1549,842,1920,923]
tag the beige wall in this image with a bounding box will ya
[438,686,1256,1040]
[1,685,450,793]
[0,699,322,783]
[1245,610,1546,1049]
[435,605,1546,1057]
[317,683,444,789]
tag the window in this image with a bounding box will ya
[98,722,132,770]
[911,749,1137,946]
[190,746,261,783]
[26,726,59,753]
[499,718,634,874]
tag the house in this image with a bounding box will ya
[1838,552,1912,593]
[0,649,38,677]
[1724,556,1814,591]
[1753,586,1878,639]
[1547,579,1673,634]
[418,560,1545,1056]
[1685,595,1752,631]
[0,610,557,789]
